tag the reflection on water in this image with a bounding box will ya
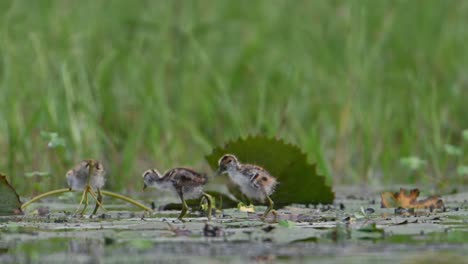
[68,239,105,263]
[0,237,105,264]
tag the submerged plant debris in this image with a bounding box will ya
[1,188,467,263]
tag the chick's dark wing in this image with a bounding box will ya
[171,168,207,187]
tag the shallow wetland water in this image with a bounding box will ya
[1,187,467,263]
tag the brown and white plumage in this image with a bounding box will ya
[217,154,277,201]
[65,159,106,214]
[217,154,277,217]
[142,167,212,220]
[143,168,207,199]
[66,159,106,191]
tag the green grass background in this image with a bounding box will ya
[1,0,467,193]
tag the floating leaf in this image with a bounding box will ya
[237,202,255,213]
[205,136,334,206]
[278,220,296,228]
[0,174,23,215]
[380,188,444,209]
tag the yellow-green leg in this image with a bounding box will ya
[201,192,213,221]
[263,194,275,218]
[91,188,105,215]
[178,193,189,221]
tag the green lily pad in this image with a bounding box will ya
[0,173,23,215]
[205,135,334,206]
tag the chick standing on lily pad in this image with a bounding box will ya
[217,154,277,218]
[21,160,153,213]
[66,159,106,214]
[142,168,213,220]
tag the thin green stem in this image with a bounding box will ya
[21,188,152,212]
[21,188,71,210]
[100,190,153,212]
[88,188,107,212]
[80,189,89,214]
[75,188,88,213]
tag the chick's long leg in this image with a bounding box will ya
[262,190,276,219]
[177,190,189,221]
[91,188,106,215]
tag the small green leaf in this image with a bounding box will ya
[24,171,50,178]
[41,131,66,148]
[205,136,334,206]
[360,206,367,216]
[278,220,296,228]
[400,156,427,170]
[0,174,22,215]
[457,165,468,176]
[354,212,366,219]
[444,144,462,156]
[237,202,255,212]
[463,129,468,141]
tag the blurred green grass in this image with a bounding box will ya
[0,0,467,193]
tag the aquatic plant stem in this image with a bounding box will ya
[21,188,71,210]
[21,188,152,213]
[87,187,107,211]
[100,190,153,212]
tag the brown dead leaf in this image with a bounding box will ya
[166,223,192,237]
[380,188,444,209]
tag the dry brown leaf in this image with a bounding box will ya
[380,188,444,209]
